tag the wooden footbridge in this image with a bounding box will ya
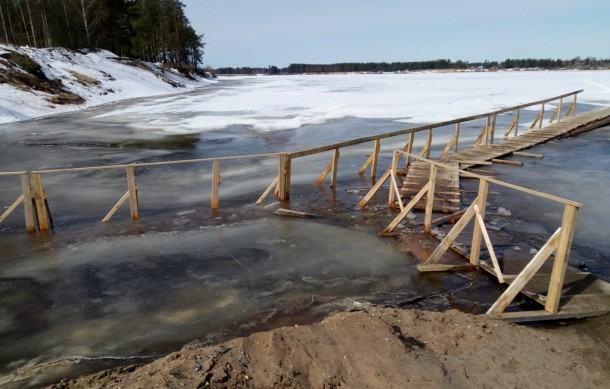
[2,89,610,322]
[401,100,610,213]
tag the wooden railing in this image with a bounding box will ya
[0,154,280,232]
[285,89,581,187]
[373,149,581,315]
[0,90,582,232]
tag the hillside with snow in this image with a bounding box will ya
[0,45,215,124]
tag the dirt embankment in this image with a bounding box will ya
[48,307,609,389]
[0,50,85,105]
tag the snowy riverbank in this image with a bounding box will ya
[0,45,215,124]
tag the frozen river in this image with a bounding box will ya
[1,72,610,387]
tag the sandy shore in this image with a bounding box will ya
[47,306,609,388]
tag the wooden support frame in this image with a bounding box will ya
[388,150,583,317]
[528,102,547,130]
[423,202,477,265]
[484,116,491,146]
[0,195,24,225]
[486,228,561,314]
[126,166,139,220]
[404,132,415,169]
[504,109,520,139]
[0,173,36,232]
[21,173,36,232]
[423,164,437,233]
[32,173,51,230]
[548,98,563,124]
[330,148,340,188]
[278,153,291,201]
[425,128,432,158]
[256,176,279,205]
[489,114,497,144]
[388,151,404,210]
[316,149,340,188]
[565,94,577,117]
[469,179,489,266]
[381,181,430,234]
[102,166,139,222]
[358,140,381,180]
[102,191,129,222]
[441,123,460,157]
[211,159,221,210]
[473,203,504,283]
[357,168,392,208]
[545,204,579,313]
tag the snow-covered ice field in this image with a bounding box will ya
[89,70,610,134]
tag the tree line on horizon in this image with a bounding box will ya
[0,0,204,69]
[215,57,610,75]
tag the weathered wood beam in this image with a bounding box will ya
[487,228,561,314]
[545,204,579,313]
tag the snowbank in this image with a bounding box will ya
[0,45,215,124]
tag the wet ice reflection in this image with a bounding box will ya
[0,217,422,387]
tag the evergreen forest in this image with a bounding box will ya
[217,57,610,75]
[0,0,203,69]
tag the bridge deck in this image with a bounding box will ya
[442,106,610,169]
[401,107,610,213]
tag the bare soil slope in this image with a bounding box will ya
[49,307,609,389]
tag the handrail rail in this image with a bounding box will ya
[288,89,582,159]
[26,152,280,175]
[393,150,582,207]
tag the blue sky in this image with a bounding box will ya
[182,0,610,68]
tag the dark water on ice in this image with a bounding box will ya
[0,81,608,387]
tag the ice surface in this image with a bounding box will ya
[92,71,610,134]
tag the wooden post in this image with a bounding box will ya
[211,159,221,210]
[330,148,340,188]
[539,103,545,129]
[425,128,432,158]
[126,166,139,220]
[545,204,579,313]
[32,173,50,231]
[514,109,520,136]
[371,139,380,181]
[21,173,36,232]
[454,122,460,152]
[388,150,401,208]
[484,116,491,146]
[490,114,496,144]
[557,98,562,123]
[469,179,489,265]
[278,153,290,200]
[31,173,50,230]
[405,132,415,169]
[423,164,437,234]
[567,94,577,117]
